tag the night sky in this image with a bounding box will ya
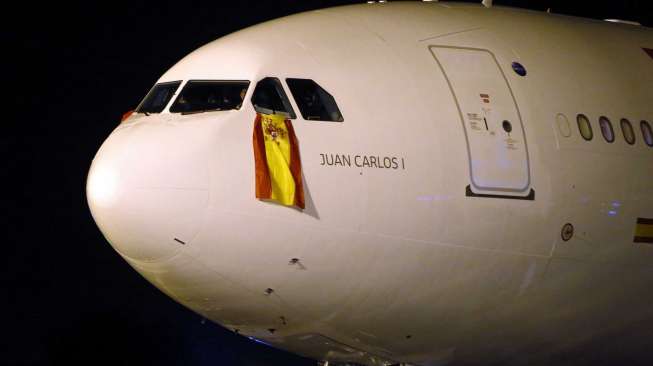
[4,1,651,365]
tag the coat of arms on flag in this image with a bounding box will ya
[252,113,305,209]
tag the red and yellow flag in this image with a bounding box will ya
[253,113,305,209]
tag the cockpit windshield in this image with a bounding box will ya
[251,77,296,119]
[169,80,250,114]
[136,81,182,114]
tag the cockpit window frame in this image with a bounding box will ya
[285,78,344,122]
[250,77,297,119]
[136,80,183,114]
[168,79,251,114]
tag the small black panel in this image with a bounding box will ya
[502,120,512,133]
[511,62,527,76]
[465,185,535,201]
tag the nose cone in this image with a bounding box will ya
[87,120,210,262]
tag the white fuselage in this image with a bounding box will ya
[87,3,653,365]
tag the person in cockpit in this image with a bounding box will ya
[176,95,191,112]
[236,86,247,109]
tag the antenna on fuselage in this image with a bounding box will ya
[482,0,492,8]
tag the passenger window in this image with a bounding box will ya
[251,77,296,118]
[136,81,182,114]
[598,116,615,143]
[577,114,593,141]
[286,78,344,122]
[170,80,249,113]
[620,118,636,145]
[641,120,653,147]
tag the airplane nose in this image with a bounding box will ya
[86,121,210,262]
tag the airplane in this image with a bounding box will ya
[86,1,653,365]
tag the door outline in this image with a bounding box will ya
[429,45,532,196]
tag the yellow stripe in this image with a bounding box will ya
[635,223,653,238]
[261,114,296,206]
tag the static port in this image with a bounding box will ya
[561,223,574,241]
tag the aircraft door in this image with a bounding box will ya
[430,46,533,199]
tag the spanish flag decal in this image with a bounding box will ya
[253,113,305,209]
[634,218,653,244]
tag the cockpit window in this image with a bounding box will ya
[170,80,249,114]
[251,77,296,119]
[136,81,182,114]
[286,78,343,122]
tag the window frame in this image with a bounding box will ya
[285,78,344,122]
[577,114,593,141]
[168,79,250,114]
[136,80,182,114]
[620,118,636,145]
[641,120,653,147]
[250,77,297,119]
[598,116,615,143]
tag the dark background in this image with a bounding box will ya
[4,1,651,365]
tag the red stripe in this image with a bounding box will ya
[253,114,272,199]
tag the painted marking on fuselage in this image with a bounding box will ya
[319,153,405,170]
